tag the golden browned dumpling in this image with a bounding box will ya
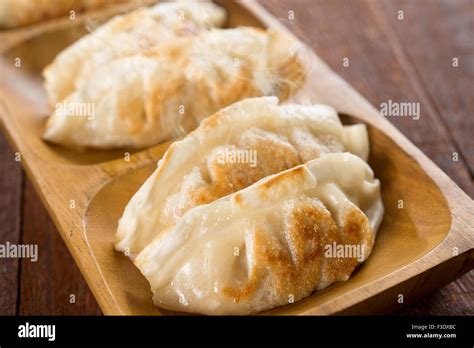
[135,153,383,315]
[43,27,305,149]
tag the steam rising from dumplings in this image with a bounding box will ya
[43,0,228,105]
[42,1,305,149]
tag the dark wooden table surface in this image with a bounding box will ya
[0,0,472,315]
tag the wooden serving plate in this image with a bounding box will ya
[0,0,472,315]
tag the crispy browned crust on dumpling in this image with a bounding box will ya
[222,175,372,305]
[43,27,304,149]
[134,153,383,315]
[126,39,265,135]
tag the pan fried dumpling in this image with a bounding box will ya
[135,153,383,315]
[115,97,369,255]
[43,0,227,105]
[43,28,304,149]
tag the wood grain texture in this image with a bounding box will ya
[18,179,102,315]
[401,270,474,316]
[260,0,473,198]
[0,0,472,315]
[381,0,474,177]
[0,133,23,315]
